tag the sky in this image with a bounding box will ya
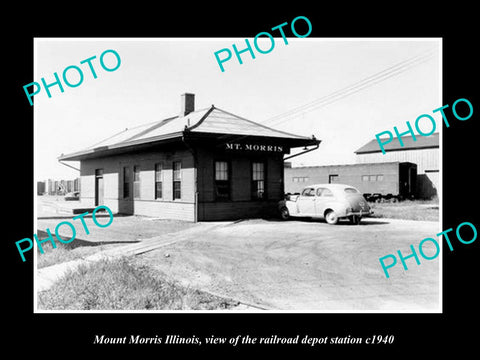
[34,38,441,181]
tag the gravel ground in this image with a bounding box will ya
[138,218,441,312]
[35,196,202,268]
[36,195,441,311]
[36,196,201,244]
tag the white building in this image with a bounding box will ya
[354,133,439,198]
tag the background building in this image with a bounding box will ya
[285,133,439,199]
[40,178,80,195]
[354,133,439,198]
[37,181,45,195]
[285,162,417,199]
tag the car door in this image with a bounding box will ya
[315,187,334,217]
[296,187,316,216]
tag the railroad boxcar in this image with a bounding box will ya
[284,162,417,200]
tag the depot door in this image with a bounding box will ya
[95,169,104,206]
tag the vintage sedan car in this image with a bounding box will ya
[279,184,373,224]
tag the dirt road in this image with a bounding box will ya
[138,218,440,311]
[36,195,440,312]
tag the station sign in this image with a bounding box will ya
[225,143,284,152]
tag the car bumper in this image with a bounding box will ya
[345,210,373,217]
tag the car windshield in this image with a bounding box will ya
[344,187,359,194]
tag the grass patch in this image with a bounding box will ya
[370,199,439,221]
[35,230,132,269]
[37,257,239,310]
[35,217,199,269]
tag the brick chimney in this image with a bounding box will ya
[180,93,195,116]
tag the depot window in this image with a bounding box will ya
[173,161,182,200]
[133,165,141,199]
[214,161,230,200]
[123,166,131,199]
[252,161,266,200]
[155,163,163,199]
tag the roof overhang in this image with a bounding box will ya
[58,132,184,161]
[59,131,320,162]
[184,131,320,149]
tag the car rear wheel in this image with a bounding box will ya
[280,207,290,220]
[349,215,362,225]
[325,210,339,225]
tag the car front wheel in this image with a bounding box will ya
[325,210,339,225]
[280,207,290,220]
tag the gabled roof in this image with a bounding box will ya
[354,133,439,154]
[59,105,319,161]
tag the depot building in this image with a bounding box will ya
[59,93,320,221]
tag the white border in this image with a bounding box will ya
[33,37,443,314]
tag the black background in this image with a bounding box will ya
[5,4,478,356]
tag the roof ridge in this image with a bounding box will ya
[123,115,178,143]
[87,107,215,148]
[355,132,439,153]
[86,117,174,149]
[209,106,313,140]
[185,105,216,131]
[124,105,213,132]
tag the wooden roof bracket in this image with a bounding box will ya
[283,141,320,161]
